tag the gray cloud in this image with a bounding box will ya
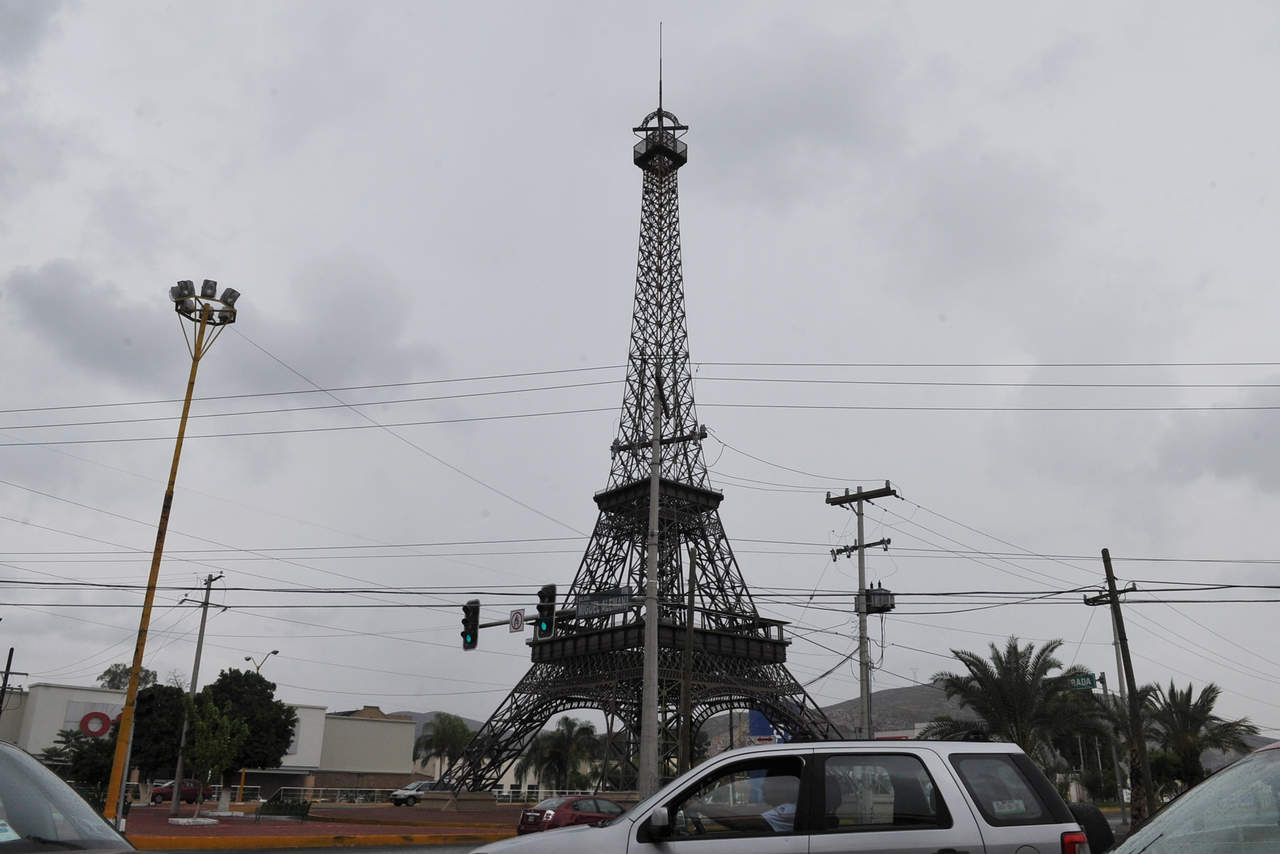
[0,0,64,71]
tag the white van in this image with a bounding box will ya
[473,740,1092,854]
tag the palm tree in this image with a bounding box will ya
[515,716,600,792]
[413,713,473,775]
[1145,681,1258,790]
[921,637,1101,762]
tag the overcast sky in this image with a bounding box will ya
[2,0,1279,738]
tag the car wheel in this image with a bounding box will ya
[1069,802,1115,854]
[151,794,164,805]
[406,796,417,807]
[391,800,401,806]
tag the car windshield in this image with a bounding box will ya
[1114,748,1280,853]
[534,797,570,809]
[0,743,131,852]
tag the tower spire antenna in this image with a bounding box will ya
[658,22,664,120]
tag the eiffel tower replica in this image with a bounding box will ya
[440,86,842,793]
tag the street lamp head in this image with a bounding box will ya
[200,279,218,299]
[269,649,279,656]
[243,656,252,662]
[220,288,240,308]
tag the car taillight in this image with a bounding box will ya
[1061,830,1090,854]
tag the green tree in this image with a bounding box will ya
[515,716,599,791]
[199,669,297,771]
[1145,681,1258,791]
[98,663,157,690]
[921,637,1100,762]
[413,712,473,769]
[187,694,248,818]
[132,684,188,785]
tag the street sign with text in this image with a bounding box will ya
[1069,673,1097,691]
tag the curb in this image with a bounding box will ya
[130,831,515,850]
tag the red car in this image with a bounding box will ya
[150,778,210,804]
[517,795,625,833]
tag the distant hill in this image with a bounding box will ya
[820,681,969,735]
[389,710,489,738]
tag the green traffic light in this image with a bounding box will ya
[539,621,549,632]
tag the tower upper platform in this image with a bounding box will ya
[633,108,688,172]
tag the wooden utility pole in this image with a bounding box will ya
[1101,548,1155,828]
[826,482,897,738]
[0,648,29,727]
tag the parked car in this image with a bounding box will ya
[389,779,434,806]
[149,778,209,805]
[474,740,1092,853]
[0,740,134,853]
[1112,740,1280,853]
[517,795,626,833]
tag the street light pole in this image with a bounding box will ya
[237,649,279,801]
[103,281,240,827]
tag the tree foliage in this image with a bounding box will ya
[515,716,600,791]
[198,669,297,771]
[413,712,473,767]
[98,662,157,690]
[921,637,1101,762]
[1145,681,1258,790]
[187,694,248,818]
[132,684,188,782]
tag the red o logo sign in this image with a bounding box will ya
[79,712,113,737]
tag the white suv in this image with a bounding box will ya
[474,740,1092,854]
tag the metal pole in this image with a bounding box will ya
[856,488,872,739]
[170,572,220,815]
[105,305,211,826]
[638,361,663,798]
[1100,672,1128,826]
[1110,608,1128,707]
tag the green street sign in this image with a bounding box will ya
[1070,673,1097,691]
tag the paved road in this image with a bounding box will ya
[153,848,481,854]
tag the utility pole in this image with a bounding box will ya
[0,648,29,727]
[678,548,696,774]
[638,358,664,798]
[170,572,222,815]
[1099,548,1155,828]
[826,482,897,739]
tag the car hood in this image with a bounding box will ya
[477,821,625,853]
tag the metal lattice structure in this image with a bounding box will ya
[440,99,842,794]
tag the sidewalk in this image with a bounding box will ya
[122,802,519,850]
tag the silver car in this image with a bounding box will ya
[474,740,1089,854]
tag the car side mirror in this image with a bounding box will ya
[649,805,672,837]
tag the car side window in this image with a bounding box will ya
[950,754,1049,825]
[574,799,596,813]
[666,756,804,839]
[818,753,951,833]
[598,799,624,815]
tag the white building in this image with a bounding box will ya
[0,683,417,797]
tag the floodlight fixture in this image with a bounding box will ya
[171,278,240,328]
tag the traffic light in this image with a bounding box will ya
[461,599,479,650]
[535,584,557,640]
